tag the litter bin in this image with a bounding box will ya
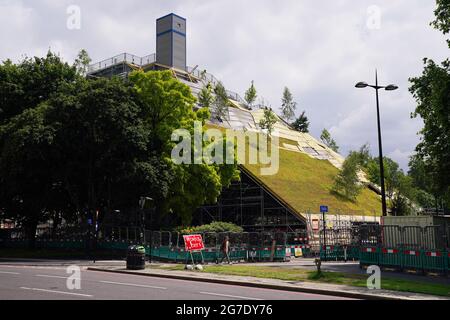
[126,245,146,270]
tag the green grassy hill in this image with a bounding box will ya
[206,123,382,218]
[244,148,381,217]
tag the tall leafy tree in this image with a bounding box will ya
[291,111,310,133]
[280,87,296,121]
[0,106,57,246]
[44,76,159,231]
[0,52,78,246]
[244,80,257,108]
[320,129,339,152]
[409,0,450,210]
[130,71,239,224]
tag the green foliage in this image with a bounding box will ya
[407,0,450,212]
[332,152,363,201]
[0,105,57,239]
[259,108,278,136]
[74,49,92,76]
[409,58,450,200]
[213,81,229,121]
[44,76,159,215]
[367,156,418,215]
[320,129,339,152]
[129,70,198,153]
[0,56,240,239]
[244,80,257,107]
[175,221,244,235]
[198,84,214,109]
[280,87,296,121]
[291,111,309,133]
[0,51,78,124]
[130,71,239,225]
[432,0,450,46]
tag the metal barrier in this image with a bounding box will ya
[356,224,450,275]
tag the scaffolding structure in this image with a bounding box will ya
[194,168,306,232]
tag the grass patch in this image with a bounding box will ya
[153,264,450,297]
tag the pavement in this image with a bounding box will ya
[1,258,448,300]
[88,263,449,300]
[0,260,349,300]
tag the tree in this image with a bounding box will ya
[332,152,362,201]
[259,108,278,136]
[44,76,160,232]
[408,154,442,210]
[212,81,229,122]
[74,49,92,76]
[244,80,257,108]
[432,0,450,47]
[198,84,214,109]
[0,106,58,247]
[320,129,339,152]
[130,71,239,224]
[353,143,371,169]
[0,52,78,247]
[0,51,78,124]
[280,87,296,121]
[409,0,450,211]
[367,156,416,215]
[390,174,416,216]
[291,111,310,133]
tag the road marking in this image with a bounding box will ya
[199,292,262,300]
[35,274,67,279]
[100,281,167,290]
[20,287,93,298]
[0,271,20,275]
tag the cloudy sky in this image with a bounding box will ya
[1,0,448,170]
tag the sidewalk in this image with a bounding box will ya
[87,263,449,300]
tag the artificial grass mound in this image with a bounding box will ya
[245,147,382,217]
[206,123,381,218]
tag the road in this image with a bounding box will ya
[0,262,352,300]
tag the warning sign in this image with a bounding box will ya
[183,234,205,252]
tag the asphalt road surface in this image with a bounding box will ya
[0,263,352,300]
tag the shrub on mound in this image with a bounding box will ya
[175,222,244,235]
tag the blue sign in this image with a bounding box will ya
[320,206,329,213]
[87,218,93,225]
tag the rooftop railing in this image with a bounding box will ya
[88,53,248,104]
[88,53,156,74]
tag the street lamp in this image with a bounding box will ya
[355,70,398,217]
[139,197,153,244]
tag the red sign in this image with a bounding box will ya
[183,234,205,252]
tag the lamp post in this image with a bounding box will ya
[355,70,398,217]
[139,197,153,244]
